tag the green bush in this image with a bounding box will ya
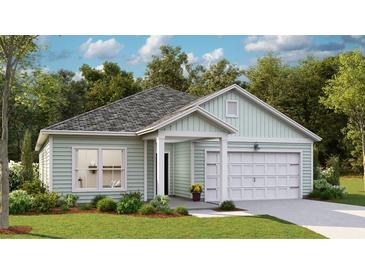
[9,190,33,214]
[219,200,236,211]
[117,192,143,214]
[160,208,174,215]
[91,195,107,208]
[138,204,156,215]
[32,192,59,213]
[9,161,23,191]
[96,198,117,212]
[323,155,340,185]
[79,203,93,210]
[174,206,189,216]
[310,179,347,200]
[59,194,79,208]
[61,203,70,211]
[150,195,170,211]
[21,178,46,195]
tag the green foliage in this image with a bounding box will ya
[79,203,93,210]
[9,190,33,214]
[219,200,236,211]
[59,194,79,208]
[150,195,170,211]
[160,208,174,215]
[174,206,189,216]
[309,179,347,200]
[21,177,46,195]
[142,45,190,91]
[138,204,157,215]
[117,192,143,214]
[91,195,107,208]
[96,198,117,212]
[9,161,23,191]
[20,129,34,181]
[324,156,340,185]
[32,192,59,213]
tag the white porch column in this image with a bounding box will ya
[220,136,228,202]
[143,140,148,201]
[156,136,165,196]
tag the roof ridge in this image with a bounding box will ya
[44,85,171,130]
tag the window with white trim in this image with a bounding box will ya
[74,148,126,191]
[226,100,239,117]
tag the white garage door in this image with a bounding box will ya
[205,151,301,202]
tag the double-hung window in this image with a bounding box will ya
[73,147,126,191]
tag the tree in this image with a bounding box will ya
[81,62,141,110]
[0,35,38,229]
[20,129,33,181]
[322,50,365,190]
[188,59,245,96]
[142,45,190,91]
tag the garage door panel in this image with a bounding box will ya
[229,176,242,187]
[254,164,265,175]
[288,176,300,187]
[229,153,241,163]
[277,176,288,186]
[243,153,253,163]
[229,188,242,200]
[276,154,287,162]
[266,164,276,175]
[243,164,253,174]
[254,153,265,162]
[229,164,242,175]
[243,189,254,200]
[207,152,219,164]
[207,164,219,176]
[255,177,265,187]
[266,176,276,187]
[277,164,287,175]
[255,189,265,199]
[288,164,299,175]
[243,177,254,187]
[266,188,276,199]
[206,188,220,201]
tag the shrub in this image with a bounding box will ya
[219,200,236,211]
[80,203,93,210]
[9,190,33,214]
[96,198,117,212]
[59,194,79,208]
[323,156,340,185]
[21,178,46,195]
[117,192,143,214]
[9,161,23,191]
[310,179,347,200]
[61,203,70,211]
[91,195,107,208]
[174,206,189,216]
[160,208,174,215]
[32,192,59,213]
[190,183,203,193]
[150,195,170,211]
[139,204,156,215]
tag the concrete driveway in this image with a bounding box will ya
[235,199,365,239]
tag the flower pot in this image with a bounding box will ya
[192,192,201,202]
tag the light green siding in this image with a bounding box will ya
[193,141,313,196]
[160,112,223,133]
[202,88,309,139]
[39,139,50,190]
[173,141,191,198]
[146,140,154,200]
[52,135,144,203]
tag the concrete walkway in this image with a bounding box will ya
[168,197,218,210]
[189,209,253,218]
[235,199,365,239]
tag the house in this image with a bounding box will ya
[35,84,321,203]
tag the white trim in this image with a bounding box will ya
[204,148,304,201]
[143,140,148,201]
[190,142,195,185]
[71,146,128,193]
[156,137,165,195]
[136,106,238,136]
[153,141,156,196]
[172,144,175,195]
[35,130,136,151]
[227,136,313,144]
[160,131,228,138]
[226,99,239,118]
[49,136,53,192]
[311,143,314,192]
[220,137,228,202]
[182,84,322,142]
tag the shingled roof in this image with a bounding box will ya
[46,86,198,132]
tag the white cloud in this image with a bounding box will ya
[72,71,83,81]
[80,38,123,59]
[244,36,311,52]
[187,52,199,64]
[95,64,104,71]
[279,49,335,63]
[202,48,224,65]
[129,35,172,64]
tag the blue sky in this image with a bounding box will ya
[37,35,365,78]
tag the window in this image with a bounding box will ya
[73,148,126,191]
[226,100,239,117]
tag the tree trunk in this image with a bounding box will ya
[0,60,11,229]
[362,133,365,192]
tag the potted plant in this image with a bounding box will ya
[190,183,203,202]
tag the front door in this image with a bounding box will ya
[156,153,169,195]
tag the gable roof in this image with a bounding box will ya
[45,85,197,132]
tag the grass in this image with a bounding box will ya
[0,213,324,239]
[331,176,365,206]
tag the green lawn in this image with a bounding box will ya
[0,213,324,239]
[331,176,365,206]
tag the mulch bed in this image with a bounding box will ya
[213,207,247,212]
[0,226,32,235]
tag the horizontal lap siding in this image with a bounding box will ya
[173,142,191,198]
[52,135,144,203]
[194,141,313,197]
[147,140,154,200]
[39,139,50,189]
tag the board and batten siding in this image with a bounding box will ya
[201,88,308,139]
[193,141,313,196]
[39,139,50,190]
[173,141,191,198]
[52,135,144,203]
